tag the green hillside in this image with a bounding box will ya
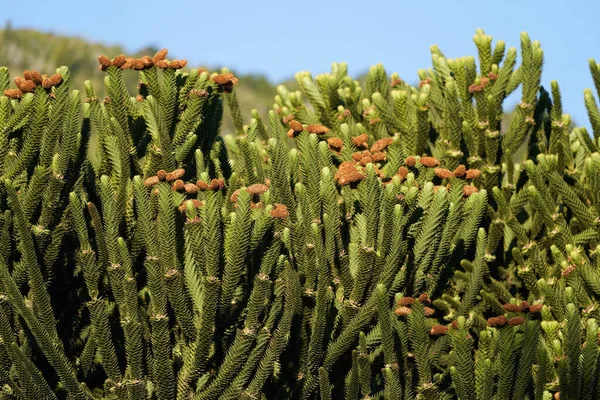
[0,22,279,135]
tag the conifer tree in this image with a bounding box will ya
[2,31,600,399]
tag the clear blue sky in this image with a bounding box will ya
[4,0,600,129]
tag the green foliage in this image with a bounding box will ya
[3,28,600,400]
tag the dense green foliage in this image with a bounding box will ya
[2,29,600,400]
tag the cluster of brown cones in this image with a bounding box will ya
[384,156,441,187]
[394,294,450,336]
[142,168,226,212]
[334,161,368,187]
[97,48,187,71]
[286,119,330,139]
[331,136,396,186]
[3,70,63,99]
[228,181,289,219]
[486,301,542,328]
[394,293,434,317]
[434,164,481,180]
[328,132,393,155]
[281,119,482,197]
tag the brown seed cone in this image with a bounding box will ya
[191,199,205,208]
[465,169,482,179]
[17,80,36,93]
[487,317,498,327]
[4,89,23,99]
[49,74,62,86]
[371,137,394,152]
[152,48,168,63]
[98,54,112,68]
[359,156,372,167]
[351,134,368,149]
[352,152,363,162]
[121,58,134,70]
[172,179,185,191]
[307,124,329,134]
[286,129,296,139]
[131,59,145,70]
[519,301,530,312]
[178,60,188,68]
[196,180,210,191]
[424,307,435,317]
[468,83,484,93]
[136,94,144,102]
[209,178,225,191]
[397,297,415,306]
[419,156,440,167]
[112,54,127,67]
[398,166,409,180]
[168,60,182,69]
[451,320,459,329]
[453,164,467,178]
[212,73,239,86]
[157,170,167,181]
[270,203,289,219]
[141,56,154,67]
[336,161,358,174]
[418,293,431,304]
[508,316,526,326]
[230,189,241,202]
[156,60,169,69]
[247,183,269,195]
[166,168,185,182]
[503,303,522,313]
[495,315,508,326]
[394,306,412,316]
[337,170,365,186]
[430,325,449,336]
[327,137,343,151]
[405,156,416,168]
[371,152,387,162]
[23,70,33,80]
[289,119,303,132]
[463,185,479,196]
[143,176,160,187]
[184,183,199,194]
[529,303,543,313]
[434,168,454,179]
[30,70,43,85]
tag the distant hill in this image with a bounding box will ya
[0,22,281,135]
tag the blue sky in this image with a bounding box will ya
[4,0,600,128]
